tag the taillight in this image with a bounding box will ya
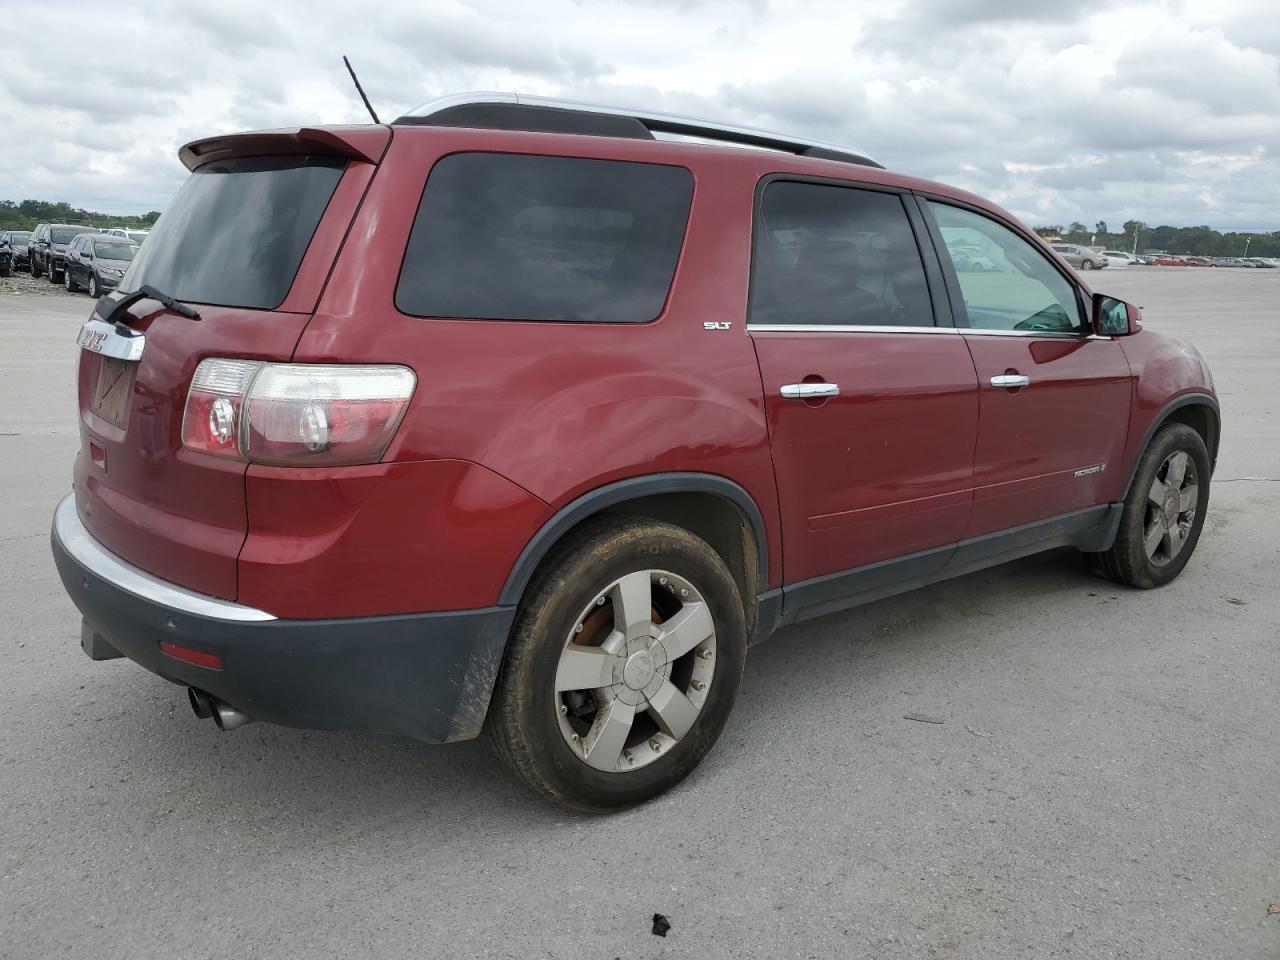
[181,359,416,467]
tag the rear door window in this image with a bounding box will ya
[750,180,934,327]
[118,155,346,310]
[396,153,694,323]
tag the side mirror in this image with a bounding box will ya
[1092,293,1141,336]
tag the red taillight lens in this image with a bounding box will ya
[181,360,416,467]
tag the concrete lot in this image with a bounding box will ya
[1,267,1277,959]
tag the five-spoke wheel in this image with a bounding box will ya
[488,517,746,811]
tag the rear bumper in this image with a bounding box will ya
[51,495,514,742]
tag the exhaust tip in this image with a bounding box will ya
[188,687,216,720]
[212,700,252,732]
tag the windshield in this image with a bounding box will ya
[11,232,31,243]
[51,226,93,243]
[120,155,345,310]
[96,241,138,261]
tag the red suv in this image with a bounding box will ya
[51,94,1219,810]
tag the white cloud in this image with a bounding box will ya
[0,0,1276,228]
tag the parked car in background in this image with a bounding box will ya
[1050,243,1108,270]
[1150,254,1188,266]
[1184,256,1211,267]
[1,230,33,272]
[1246,258,1276,268]
[30,223,99,281]
[1213,257,1254,267]
[1102,250,1140,267]
[102,228,150,243]
[63,233,138,297]
[51,93,1220,810]
[0,234,13,277]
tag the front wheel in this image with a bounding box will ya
[31,258,42,279]
[1086,422,1210,588]
[488,517,747,811]
[1080,259,1094,270]
[64,268,79,292]
[47,262,61,283]
[87,274,99,298]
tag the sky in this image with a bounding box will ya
[1,0,1277,230]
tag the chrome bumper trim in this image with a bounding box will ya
[52,495,276,623]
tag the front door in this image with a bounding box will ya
[923,200,1133,536]
[748,179,980,590]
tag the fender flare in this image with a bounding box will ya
[1121,392,1220,500]
[497,472,769,607]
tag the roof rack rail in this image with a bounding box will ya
[395,92,883,169]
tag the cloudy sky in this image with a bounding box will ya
[1,0,1277,230]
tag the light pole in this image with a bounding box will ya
[1244,236,1251,258]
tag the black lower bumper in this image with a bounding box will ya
[51,499,515,743]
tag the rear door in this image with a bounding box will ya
[748,179,979,591]
[73,132,387,599]
[922,199,1132,537]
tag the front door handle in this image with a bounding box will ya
[780,383,840,400]
[990,374,1030,388]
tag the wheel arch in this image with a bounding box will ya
[497,473,769,620]
[1121,393,1220,500]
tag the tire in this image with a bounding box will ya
[1086,422,1210,588]
[87,274,99,298]
[31,257,41,279]
[48,261,60,283]
[64,268,78,292]
[1080,259,1094,270]
[487,516,748,812]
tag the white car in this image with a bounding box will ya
[1102,250,1140,267]
[102,228,150,244]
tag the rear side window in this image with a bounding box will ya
[119,155,345,310]
[751,181,934,327]
[396,153,693,323]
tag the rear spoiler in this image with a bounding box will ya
[178,126,390,171]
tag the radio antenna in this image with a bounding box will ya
[342,55,381,124]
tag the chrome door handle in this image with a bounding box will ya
[780,383,840,400]
[990,374,1030,388]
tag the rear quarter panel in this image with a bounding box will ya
[294,128,783,596]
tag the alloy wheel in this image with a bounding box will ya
[1144,450,1199,566]
[554,569,715,773]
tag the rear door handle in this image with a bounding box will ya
[990,374,1030,388]
[780,383,840,400]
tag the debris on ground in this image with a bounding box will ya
[903,714,945,724]
[1267,903,1279,916]
[966,725,993,738]
[651,914,671,937]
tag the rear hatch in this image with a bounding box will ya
[73,127,388,600]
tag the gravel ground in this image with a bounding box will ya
[0,267,1277,960]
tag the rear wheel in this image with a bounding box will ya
[488,517,747,811]
[1087,423,1210,588]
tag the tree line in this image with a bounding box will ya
[1032,219,1280,258]
[1,200,161,232]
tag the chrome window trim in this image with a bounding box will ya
[53,495,277,623]
[746,324,956,334]
[746,323,1109,340]
[400,91,879,166]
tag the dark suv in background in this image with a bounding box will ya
[1,230,33,274]
[30,223,98,281]
[63,233,138,297]
[52,94,1219,811]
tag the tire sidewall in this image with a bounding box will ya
[499,521,747,810]
[1120,423,1211,586]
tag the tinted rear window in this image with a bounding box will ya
[119,155,345,310]
[396,153,693,323]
